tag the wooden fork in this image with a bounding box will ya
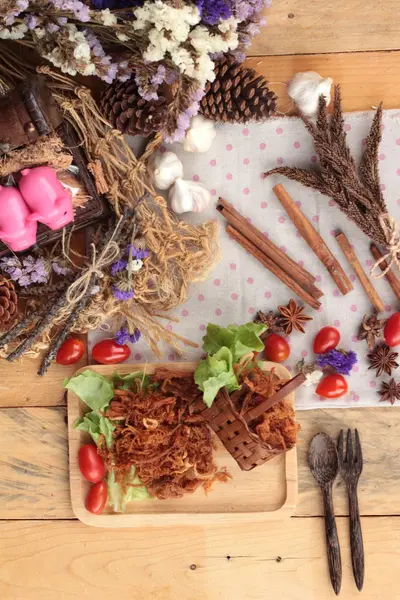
[338,429,364,591]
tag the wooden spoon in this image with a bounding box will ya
[309,432,342,595]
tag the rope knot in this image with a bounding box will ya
[370,213,400,278]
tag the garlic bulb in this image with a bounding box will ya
[182,115,216,153]
[287,71,333,117]
[148,150,183,190]
[169,178,211,214]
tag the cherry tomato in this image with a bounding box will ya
[78,444,105,483]
[384,312,400,347]
[92,339,131,365]
[86,481,107,515]
[56,337,85,365]
[313,326,340,354]
[316,374,348,399]
[264,333,290,363]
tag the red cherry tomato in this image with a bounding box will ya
[384,312,400,347]
[78,444,105,483]
[264,333,290,363]
[56,337,85,365]
[313,326,340,354]
[92,339,131,365]
[86,481,107,515]
[316,374,348,399]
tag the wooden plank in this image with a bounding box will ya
[245,52,400,113]
[1,406,400,519]
[0,349,87,408]
[251,0,400,55]
[0,517,399,599]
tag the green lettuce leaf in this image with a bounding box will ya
[113,371,151,391]
[202,322,266,363]
[107,467,151,513]
[74,410,116,448]
[194,346,240,408]
[65,370,114,411]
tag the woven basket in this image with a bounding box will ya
[198,373,305,471]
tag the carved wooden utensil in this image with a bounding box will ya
[338,429,364,591]
[309,432,342,595]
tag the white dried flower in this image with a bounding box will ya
[0,23,27,40]
[116,32,129,42]
[33,26,46,40]
[99,8,117,26]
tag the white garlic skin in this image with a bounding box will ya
[148,150,183,190]
[182,115,216,153]
[169,178,211,214]
[288,71,333,117]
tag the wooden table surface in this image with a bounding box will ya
[1,2,400,599]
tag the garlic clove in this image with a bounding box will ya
[169,178,211,214]
[288,71,333,117]
[182,115,216,153]
[148,150,184,190]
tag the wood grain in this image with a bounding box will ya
[0,517,399,600]
[2,406,400,519]
[250,1,400,55]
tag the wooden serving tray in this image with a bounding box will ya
[68,362,298,527]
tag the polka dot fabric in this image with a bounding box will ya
[88,111,400,409]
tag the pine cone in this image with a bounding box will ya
[200,57,277,124]
[100,76,169,136]
[0,276,17,330]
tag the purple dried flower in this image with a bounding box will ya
[0,255,50,287]
[151,65,166,86]
[52,261,71,276]
[316,350,358,376]
[125,245,149,260]
[111,259,128,276]
[113,285,134,301]
[46,22,60,33]
[25,14,38,30]
[195,0,232,25]
[18,275,32,287]
[114,326,141,345]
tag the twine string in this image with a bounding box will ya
[370,214,400,278]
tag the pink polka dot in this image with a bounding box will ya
[247,277,254,284]
[181,309,189,317]
[134,353,142,361]
[278,216,285,224]
[261,201,268,209]
[263,231,269,238]
[298,260,304,267]
[167,323,173,332]
[318,305,323,313]
[213,279,220,286]
[351,335,358,343]
[192,174,199,182]
[312,215,319,223]
[215,308,222,316]
[380,183,386,191]
[242,128,249,136]
[199,324,206,331]
[159,146,166,154]
[248,307,255,315]
[365,259,373,267]
[344,124,351,132]
[209,159,216,166]
[198,294,205,301]
[210,189,216,196]
[396,169,400,176]
[315,275,322,282]
[333,319,340,327]
[352,365,359,373]
[385,304,392,313]
[362,138,367,146]
[231,292,239,300]
[311,155,318,163]
[230,263,236,270]
[280,246,287,253]
[369,380,376,389]
[243,157,250,165]
[226,144,233,151]
[352,393,360,402]
[328,200,335,207]
[381,124,385,131]
[276,127,283,135]
[295,200,302,208]
[246,217,252,223]
[264,291,271,299]
[296,231,302,238]
[350,304,358,312]
[243,187,250,195]
[277,157,284,165]
[259,142,266,150]
[260,172,266,179]
[333,289,339,297]
[379,153,385,160]
[226,173,232,180]
[350,274,356,283]
[168,353,175,361]
[397,199,400,206]
[330,229,336,237]
[301,350,308,358]
[293,141,301,149]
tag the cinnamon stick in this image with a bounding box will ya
[336,232,385,313]
[218,196,318,288]
[244,373,306,422]
[273,184,353,295]
[227,224,321,310]
[370,243,400,300]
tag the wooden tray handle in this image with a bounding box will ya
[243,373,306,423]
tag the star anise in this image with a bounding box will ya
[379,378,400,405]
[359,313,385,350]
[277,298,313,334]
[255,310,283,333]
[368,345,399,377]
